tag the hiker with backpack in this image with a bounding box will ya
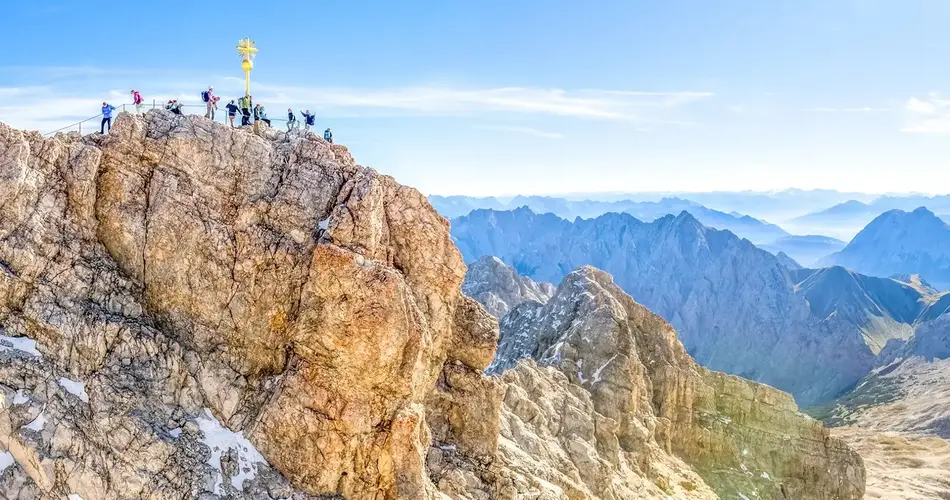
[324,128,333,143]
[239,95,252,126]
[300,110,316,131]
[100,102,116,134]
[226,100,239,127]
[130,90,145,114]
[202,87,215,119]
[286,108,298,131]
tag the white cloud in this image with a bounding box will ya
[232,80,712,120]
[473,125,564,139]
[0,66,713,133]
[901,94,950,134]
[801,106,889,113]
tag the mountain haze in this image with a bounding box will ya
[825,207,950,289]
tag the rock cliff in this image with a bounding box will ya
[0,113,865,499]
[494,267,865,499]
[0,113,499,499]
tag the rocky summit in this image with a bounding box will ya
[0,112,864,499]
[461,256,555,319]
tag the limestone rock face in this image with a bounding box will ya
[493,267,866,499]
[0,113,498,499]
[462,256,555,319]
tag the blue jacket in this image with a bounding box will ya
[102,105,116,118]
[324,129,332,141]
[301,112,315,126]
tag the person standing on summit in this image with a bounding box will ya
[286,108,297,131]
[100,102,116,134]
[324,128,333,144]
[239,95,253,126]
[226,100,240,127]
[202,86,215,119]
[130,89,144,114]
[300,110,315,131]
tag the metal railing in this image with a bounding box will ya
[42,101,301,136]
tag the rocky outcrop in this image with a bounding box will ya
[462,256,555,318]
[451,207,878,406]
[493,267,865,499]
[0,113,500,499]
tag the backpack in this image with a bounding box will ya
[201,91,210,102]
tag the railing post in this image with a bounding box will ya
[79,122,82,135]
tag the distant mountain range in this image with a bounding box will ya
[790,196,950,240]
[823,208,950,289]
[453,207,950,406]
[431,195,789,244]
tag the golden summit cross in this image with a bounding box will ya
[236,37,258,97]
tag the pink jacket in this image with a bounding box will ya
[132,91,143,105]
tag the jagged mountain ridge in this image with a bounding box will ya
[451,207,883,406]
[824,207,950,289]
[431,195,790,244]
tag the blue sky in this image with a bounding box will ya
[3,0,950,195]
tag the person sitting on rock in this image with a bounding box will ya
[286,108,298,131]
[257,105,271,127]
[100,102,116,134]
[324,128,333,144]
[300,110,316,131]
[226,100,239,127]
[166,100,183,115]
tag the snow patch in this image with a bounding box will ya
[68,495,85,500]
[718,416,732,425]
[169,428,182,438]
[738,494,750,500]
[318,218,330,231]
[24,413,46,432]
[12,390,29,405]
[57,378,89,402]
[196,408,266,493]
[0,335,41,357]
[761,472,771,480]
[0,452,14,472]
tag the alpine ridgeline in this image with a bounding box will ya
[0,113,866,499]
[452,208,883,406]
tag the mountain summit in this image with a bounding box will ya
[825,207,950,288]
